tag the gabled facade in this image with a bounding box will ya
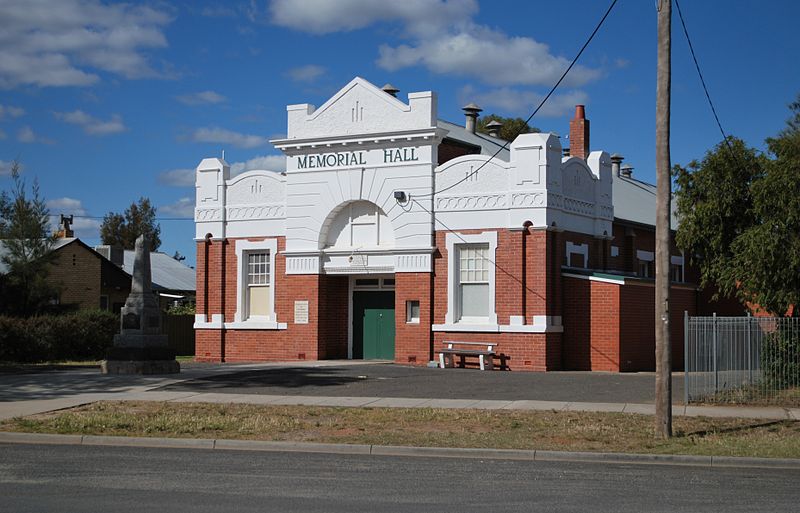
[193,77,741,371]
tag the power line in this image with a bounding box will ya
[59,214,193,221]
[415,0,618,199]
[674,0,738,158]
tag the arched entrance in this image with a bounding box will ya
[320,201,397,360]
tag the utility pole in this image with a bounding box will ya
[655,0,673,438]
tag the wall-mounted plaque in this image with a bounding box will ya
[294,300,309,324]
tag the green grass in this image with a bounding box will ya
[3,401,799,459]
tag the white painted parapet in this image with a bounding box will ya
[434,131,613,236]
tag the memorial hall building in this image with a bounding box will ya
[193,77,735,372]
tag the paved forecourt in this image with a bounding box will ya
[0,361,798,421]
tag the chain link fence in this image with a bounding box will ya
[684,313,800,404]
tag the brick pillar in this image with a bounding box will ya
[195,238,226,362]
[395,272,433,365]
[624,228,637,274]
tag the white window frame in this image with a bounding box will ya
[637,249,655,279]
[234,239,278,324]
[565,241,589,269]
[444,231,497,326]
[670,254,685,283]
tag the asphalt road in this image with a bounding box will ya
[1,443,797,512]
[159,363,686,403]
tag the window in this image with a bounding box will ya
[443,231,498,326]
[636,250,654,279]
[565,242,588,269]
[406,300,420,323]
[458,245,490,320]
[246,252,271,318]
[670,255,685,283]
[99,295,109,311]
[234,239,278,325]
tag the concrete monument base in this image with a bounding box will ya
[101,359,180,375]
[100,234,180,376]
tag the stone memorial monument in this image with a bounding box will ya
[101,235,180,374]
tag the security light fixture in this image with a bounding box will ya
[394,190,407,203]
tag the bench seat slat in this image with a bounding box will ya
[438,349,494,356]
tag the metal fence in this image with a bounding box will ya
[684,313,800,404]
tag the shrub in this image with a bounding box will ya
[0,310,118,363]
[760,325,800,390]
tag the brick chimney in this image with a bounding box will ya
[55,214,74,239]
[569,105,590,159]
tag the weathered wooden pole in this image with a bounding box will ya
[655,0,673,438]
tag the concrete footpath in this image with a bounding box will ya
[1,361,798,421]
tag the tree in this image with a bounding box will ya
[100,197,161,251]
[673,96,800,316]
[0,161,59,316]
[673,137,766,301]
[728,96,800,315]
[476,114,539,142]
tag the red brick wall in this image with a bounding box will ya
[618,282,697,372]
[395,272,433,365]
[431,228,562,371]
[318,275,348,359]
[562,276,621,371]
[195,236,328,363]
[563,275,697,372]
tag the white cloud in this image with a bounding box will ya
[46,197,101,238]
[176,90,227,105]
[158,168,195,187]
[0,0,173,89]
[270,0,477,35]
[285,64,326,83]
[160,197,194,217]
[191,127,269,149]
[17,125,53,144]
[378,25,599,87]
[270,0,600,90]
[230,154,285,176]
[0,104,25,119]
[458,85,589,118]
[54,110,125,135]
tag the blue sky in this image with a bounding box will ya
[1,0,798,268]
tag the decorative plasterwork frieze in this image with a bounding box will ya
[436,193,507,211]
[195,207,222,222]
[226,204,285,221]
[394,253,431,273]
[562,196,595,216]
[510,192,545,208]
[285,255,321,275]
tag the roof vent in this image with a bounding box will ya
[610,153,624,176]
[462,102,482,133]
[485,119,503,138]
[620,163,634,178]
[381,83,399,97]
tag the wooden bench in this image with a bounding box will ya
[438,341,497,371]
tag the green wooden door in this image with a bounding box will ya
[353,291,395,360]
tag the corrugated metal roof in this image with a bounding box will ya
[611,171,679,227]
[0,238,78,274]
[122,250,195,292]
[437,119,511,160]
